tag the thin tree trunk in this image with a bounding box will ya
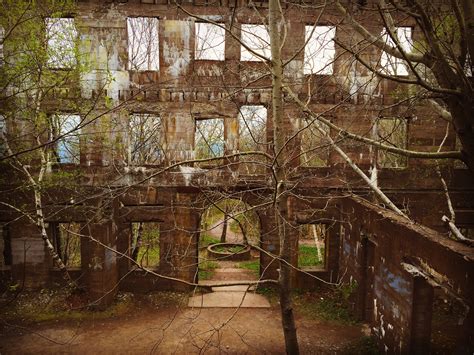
[131,222,143,261]
[237,219,248,245]
[269,0,300,353]
[220,205,228,243]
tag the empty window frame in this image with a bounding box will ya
[52,222,82,268]
[300,120,330,167]
[238,105,267,173]
[194,118,225,160]
[238,105,267,152]
[195,22,225,60]
[380,27,412,76]
[298,223,327,269]
[52,114,81,164]
[129,113,163,165]
[375,118,408,168]
[130,222,160,268]
[46,18,77,69]
[241,24,270,61]
[1,224,11,269]
[127,17,159,71]
[304,25,336,75]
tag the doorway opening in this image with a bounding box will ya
[197,199,260,284]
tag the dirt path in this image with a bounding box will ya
[0,305,367,354]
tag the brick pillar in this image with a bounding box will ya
[10,221,50,289]
[160,200,199,290]
[259,207,280,281]
[83,220,118,307]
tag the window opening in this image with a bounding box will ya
[380,27,412,76]
[129,113,162,165]
[46,18,77,69]
[130,222,160,268]
[376,117,408,168]
[300,120,330,167]
[304,25,336,75]
[194,118,225,162]
[195,22,225,60]
[241,24,270,61]
[297,223,327,269]
[52,222,81,268]
[127,17,159,71]
[52,114,81,164]
[238,105,267,173]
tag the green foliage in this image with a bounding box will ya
[342,336,380,354]
[339,280,358,301]
[293,289,357,325]
[132,223,160,267]
[298,245,324,267]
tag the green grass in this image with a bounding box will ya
[256,286,357,325]
[198,260,218,280]
[199,234,220,248]
[298,245,324,267]
[238,260,260,276]
[293,288,357,324]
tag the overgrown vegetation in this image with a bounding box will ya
[198,260,218,280]
[199,234,220,248]
[0,289,187,324]
[298,245,324,268]
[257,286,357,325]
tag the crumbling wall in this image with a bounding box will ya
[339,197,474,353]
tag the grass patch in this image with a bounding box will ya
[342,336,380,354]
[238,260,260,276]
[293,288,357,324]
[256,286,357,324]
[199,234,220,248]
[298,245,324,268]
[198,260,218,280]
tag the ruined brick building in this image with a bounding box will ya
[0,0,473,353]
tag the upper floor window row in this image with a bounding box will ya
[47,19,414,77]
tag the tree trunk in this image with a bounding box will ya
[269,0,300,353]
[131,222,143,261]
[220,205,228,243]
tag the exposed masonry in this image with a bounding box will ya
[0,1,473,353]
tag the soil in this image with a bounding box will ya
[0,294,369,354]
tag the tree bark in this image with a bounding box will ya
[269,0,300,353]
[220,205,228,243]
